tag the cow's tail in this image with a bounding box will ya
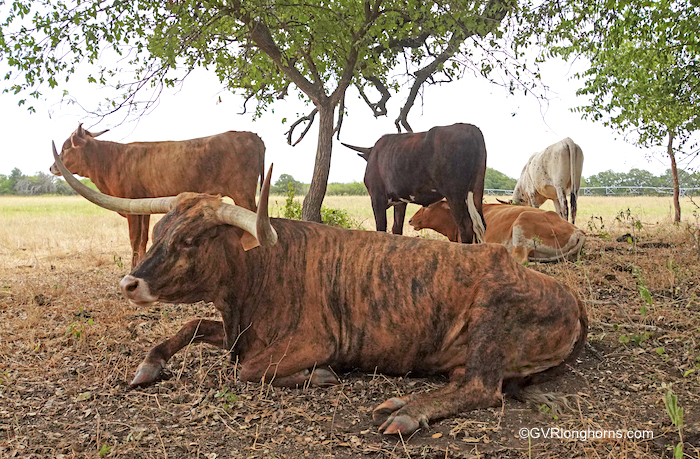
[467,191,486,243]
[565,137,581,224]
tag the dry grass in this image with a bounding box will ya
[1,194,699,458]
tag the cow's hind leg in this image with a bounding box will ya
[127,215,151,268]
[445,196,474,243]
[371,194,389,232]
[131,319,225,387]
[555,188,569,222]
[373,308,505,435]
[391,203,407,235]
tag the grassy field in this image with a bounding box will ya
[2,194,694,263]
[1,194,699,458]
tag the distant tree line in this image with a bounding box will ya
[270,168,519,196]
[581,168,700,196]
[0,168,94,195]
[3,166,698,196]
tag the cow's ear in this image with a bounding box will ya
[240,231,260,251]
[71,131,88,148]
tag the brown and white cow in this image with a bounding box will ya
[343,123,487,243]
[410,202,586,263]
[54,143,587,436]
[512,138,583,224]
[50,124,265,267]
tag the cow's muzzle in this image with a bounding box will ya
[120,275,158,306]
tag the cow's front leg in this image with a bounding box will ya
[238,337,335,387]
[131,319,225,387]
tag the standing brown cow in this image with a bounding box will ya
[50,124,265,267]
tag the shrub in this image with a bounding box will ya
[283,184,358,229]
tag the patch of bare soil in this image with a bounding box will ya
[1,229,699,458]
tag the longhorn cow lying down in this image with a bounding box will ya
[54,144,587,435]
[410,202,586,263]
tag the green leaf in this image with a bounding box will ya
[75,391,92,402]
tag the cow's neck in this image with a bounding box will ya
[86,140,124,194]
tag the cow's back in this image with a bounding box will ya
[96,131,264,208]
[482,204,526,244]
[532,139,578,191]
[246,220,579,376]
[368,123,486,202]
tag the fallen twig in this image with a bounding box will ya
[591,320,667,333]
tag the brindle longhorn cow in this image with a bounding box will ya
[50,124,265,267]
[54,143,587,435]
[343,123,487,243]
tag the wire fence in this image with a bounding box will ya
[485,186,700,197]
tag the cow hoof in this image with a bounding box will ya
[310,368,339,386]
[372,397,407,425]
[379,414,422,435]
[130,361,165,387]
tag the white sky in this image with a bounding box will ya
[0,57,673,184]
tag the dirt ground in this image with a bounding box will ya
[1,219,699,458]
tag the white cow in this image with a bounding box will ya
[512,137,584,224]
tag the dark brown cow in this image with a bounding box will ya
[54,144,587,436]
[410,202,586,263]
[343,123,487,243]
[50,124,265,267]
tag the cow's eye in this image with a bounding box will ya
[183,237,196,248]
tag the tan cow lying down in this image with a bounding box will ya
[410,202,586,263]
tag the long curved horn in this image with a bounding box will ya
[90,128,109,138]
[52,141,177,214]
[255,164,277,247]
[341,142,372,157]
[215,164,278,247]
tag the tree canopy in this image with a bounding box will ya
[526,0,700,220]
[1,0,535,221]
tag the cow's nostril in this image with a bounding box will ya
[125,279,139,292]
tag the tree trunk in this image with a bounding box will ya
[667,131,681,223]
[302,103,335,222]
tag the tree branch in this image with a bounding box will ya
[245,19,324,104]
[356,75,391,117]
[395,32,462,132]
[285,108,318,146]
[394,0,515,132]
[334,94,345,139]
[329,0,383,107]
